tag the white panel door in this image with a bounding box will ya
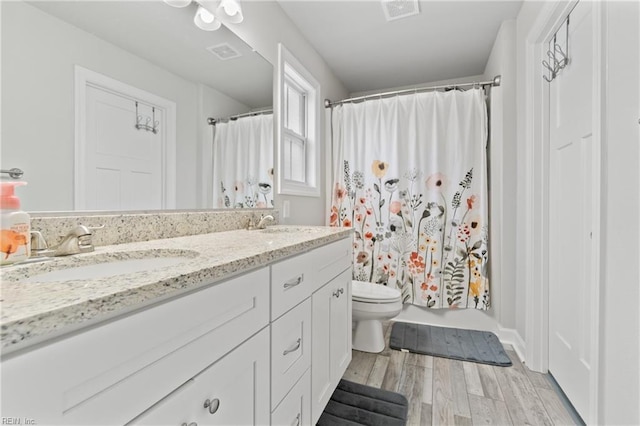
[84,85,163,210]
[548,1,594,421]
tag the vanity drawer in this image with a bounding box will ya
[271,370,311,426]
[2,267,270,425]
[271,251,314,320]
[271,237,351,320]
[311,238,352,291]
[131,327,270,425]
[271,298,312,410]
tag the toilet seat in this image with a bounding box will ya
[352,280,401,303]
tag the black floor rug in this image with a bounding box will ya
[389,322,512,367]
[317,379,408,426]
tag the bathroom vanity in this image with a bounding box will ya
[0,225,352,425]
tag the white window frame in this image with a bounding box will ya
[276,44,320,197]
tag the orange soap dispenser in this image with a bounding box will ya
[0,182,30,265]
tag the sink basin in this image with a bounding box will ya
[18,249,198,284]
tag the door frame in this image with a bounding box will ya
[74,66,176,210]
[521,1,603,423]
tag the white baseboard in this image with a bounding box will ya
[497,326,526,363]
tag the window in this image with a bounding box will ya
[277,44,320,197]
[283,78,307,183]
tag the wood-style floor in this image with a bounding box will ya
[343,322,578,425]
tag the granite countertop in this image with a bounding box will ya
[0,225,352,354]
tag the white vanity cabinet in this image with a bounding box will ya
[0,235,352,426]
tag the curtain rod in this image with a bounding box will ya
[324,75,501,108]
[208,108,273,125]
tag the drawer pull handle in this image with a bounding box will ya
[204,398,220,414]
[333,287,344,298]
[181,423,197,426]
[283,275,303,289]
[283,338,302,355]
[292,413,301,426]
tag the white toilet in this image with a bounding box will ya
[352,280,402,353]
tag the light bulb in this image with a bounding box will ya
[199,6,215,23]
[221,0,239,16]
[194,5,221,30]
[218,0,243,23]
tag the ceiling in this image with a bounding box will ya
[278,0,523,93]
[28,1,273,108]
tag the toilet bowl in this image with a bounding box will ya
[352,280,402,353]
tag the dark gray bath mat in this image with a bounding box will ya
[390,322,512,367]
[316,379,408,426]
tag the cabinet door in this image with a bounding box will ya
[311,269,352,424]
[330,270,352,383]
[131,327,270,426]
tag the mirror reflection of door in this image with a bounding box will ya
[75,67,176,211]
[84,86,163,211]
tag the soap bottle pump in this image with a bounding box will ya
[0,182,30,265]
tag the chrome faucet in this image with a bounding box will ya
[54,225,96,255]
[245,214,275,230]
[30,225,102,257]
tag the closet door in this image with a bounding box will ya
[548,1,595,421]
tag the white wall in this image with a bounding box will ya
[483,20,518,334]
[223,1,348,225]
[599,2,639,423]
[1,1,249,211]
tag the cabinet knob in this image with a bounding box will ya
[181,423,197,426]
[283,338,302,355]
[333,287,344,298]
[283,275,304,289]
[204,398,220,414]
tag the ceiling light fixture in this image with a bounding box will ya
[162,0,243,31]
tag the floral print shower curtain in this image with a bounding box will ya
[212,114,274,208]
[330,89,490,309]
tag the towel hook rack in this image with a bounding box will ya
[542,14,570,83]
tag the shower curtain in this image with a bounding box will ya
[212,114,274,208]
[330,89,490,309]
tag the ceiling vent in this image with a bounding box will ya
[381,0,420,21]
[206,43,241,60]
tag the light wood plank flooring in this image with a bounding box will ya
[343,322,578,425]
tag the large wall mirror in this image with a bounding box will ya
[1,0,273,212]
